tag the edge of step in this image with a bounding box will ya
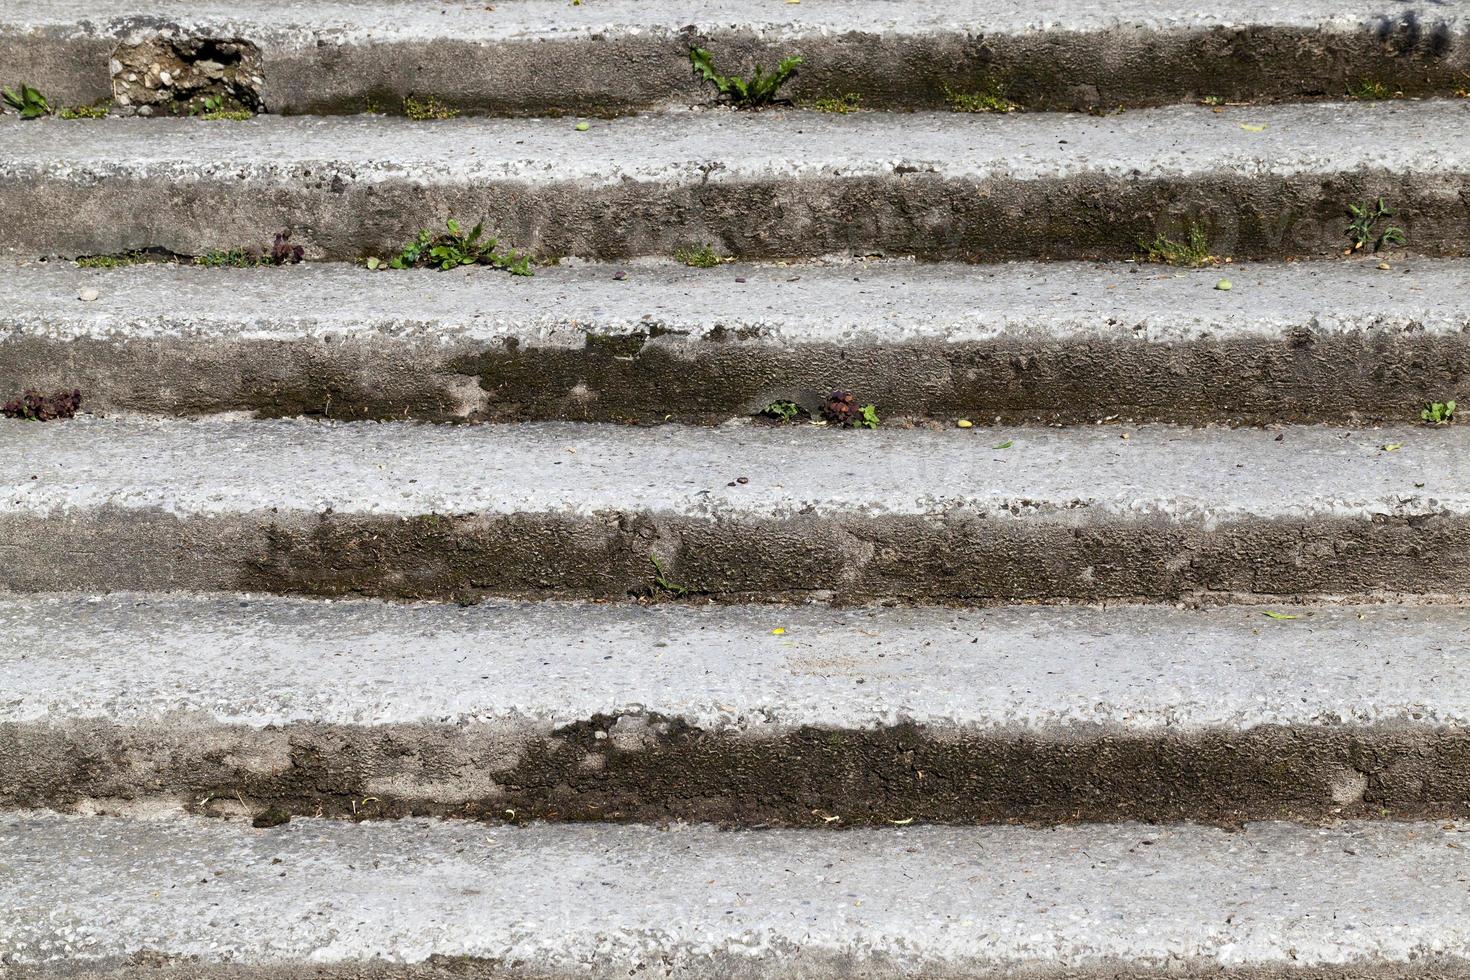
[4,593,1470,825]
[4,812,1470,978]
[3,256,1467,425]
[2,103,1467,262]
[3,0,1467,115]
[5,416,1470,605]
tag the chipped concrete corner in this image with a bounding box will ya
[110,33,265,116]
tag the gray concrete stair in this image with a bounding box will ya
[7,416,1470,604]
[4,812,1469,978]
[5,256,1469,425]
[4,0,1465,116]
[2,103,1466,262]
[4,592,1469,825]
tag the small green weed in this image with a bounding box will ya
[190,94,252,120]
[810,92,860,114]
[404,95,459,120]
[821,390,879,428]
[378,219,534,275]
[761,400,801,423]
[674,244,722,268]
[194,248,261,268]
[1422,400,1456,425]
[1200,95,1227,106]
[690,47,802,108]
[1346,78,1397,101]
[649,554,688,597]
[75,250,159,269]
[3,83,51,119]
[1140,226,1214,267]
[59,102,110,119]
[1346,198,1406,254]
[943,81,1019,114]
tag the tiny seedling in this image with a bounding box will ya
[649,555,688,597]
[674,244,721,268]
[3,388,81,421]
[810,92,861,114]
[761,400,801,423]
[690,47,802,108]
[1140,225,1214,267]
[404,95,459,120]
[1422,400,1456,425]
[191,94,251,121]
[821,390,879,428]
[1346,198,1406,254]
[59,102,110,119]
[1346,78,1396,101]
[3,83,51,119]
[1200,95,1227,107]
[75,250,160,269]
[194,248,258,268]
[383,219,534,275]
[943,81,1019,114]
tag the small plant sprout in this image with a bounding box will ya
[404,95,459,120]
[649,555,689,597]
[810,93,861,114]
[380,219,534,275]
[59,101,110,119]
[1422,400,1456,425]
[821,391,880,428]
[761,400,801,423]
[3,83,51,119]
[3,388,81,421]
[943,80,1019,114]
[674,244,722,268]
[1140,225,1214,267]
[689,47,802,108]
[1346,198,1406,254]
[191,94,251,120]
[1346,78,1397,101]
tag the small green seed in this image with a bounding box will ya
[1215,278,1233,291]
[575,121,590,131]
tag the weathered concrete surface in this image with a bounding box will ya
[4,417,1470,605]
[4,593,1470,825]
[1,104,1466,262]
[2,0,1467,115]
[5,256,1470,425]
[4,814,1470,978]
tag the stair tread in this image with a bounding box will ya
[7,592,1467,731]
[2,103,1461,184]
[8,416,1467,520]
[13,0,1457,36]
[4,812,1468,975]
[8,256,1468,345]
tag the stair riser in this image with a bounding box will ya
[7,22,1468,116]
[8,719,1468,825]
[5,171,1466,263]
[6,511,1470,603]
[8,330,1470,425]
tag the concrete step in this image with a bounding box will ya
[5,0,1466,117]
[5,592,1469,825]
[5,813,1469,978]
[2,103,1466,263]
[5,416,1470,604]
[6,256,1469,426]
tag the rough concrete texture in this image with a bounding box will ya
[5,417,1470,606]
[2,0,1467,114]
[4,813,1470,978]
[4,593,1470,824]
[5,256,1470,425]
[0,104,1467,262]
